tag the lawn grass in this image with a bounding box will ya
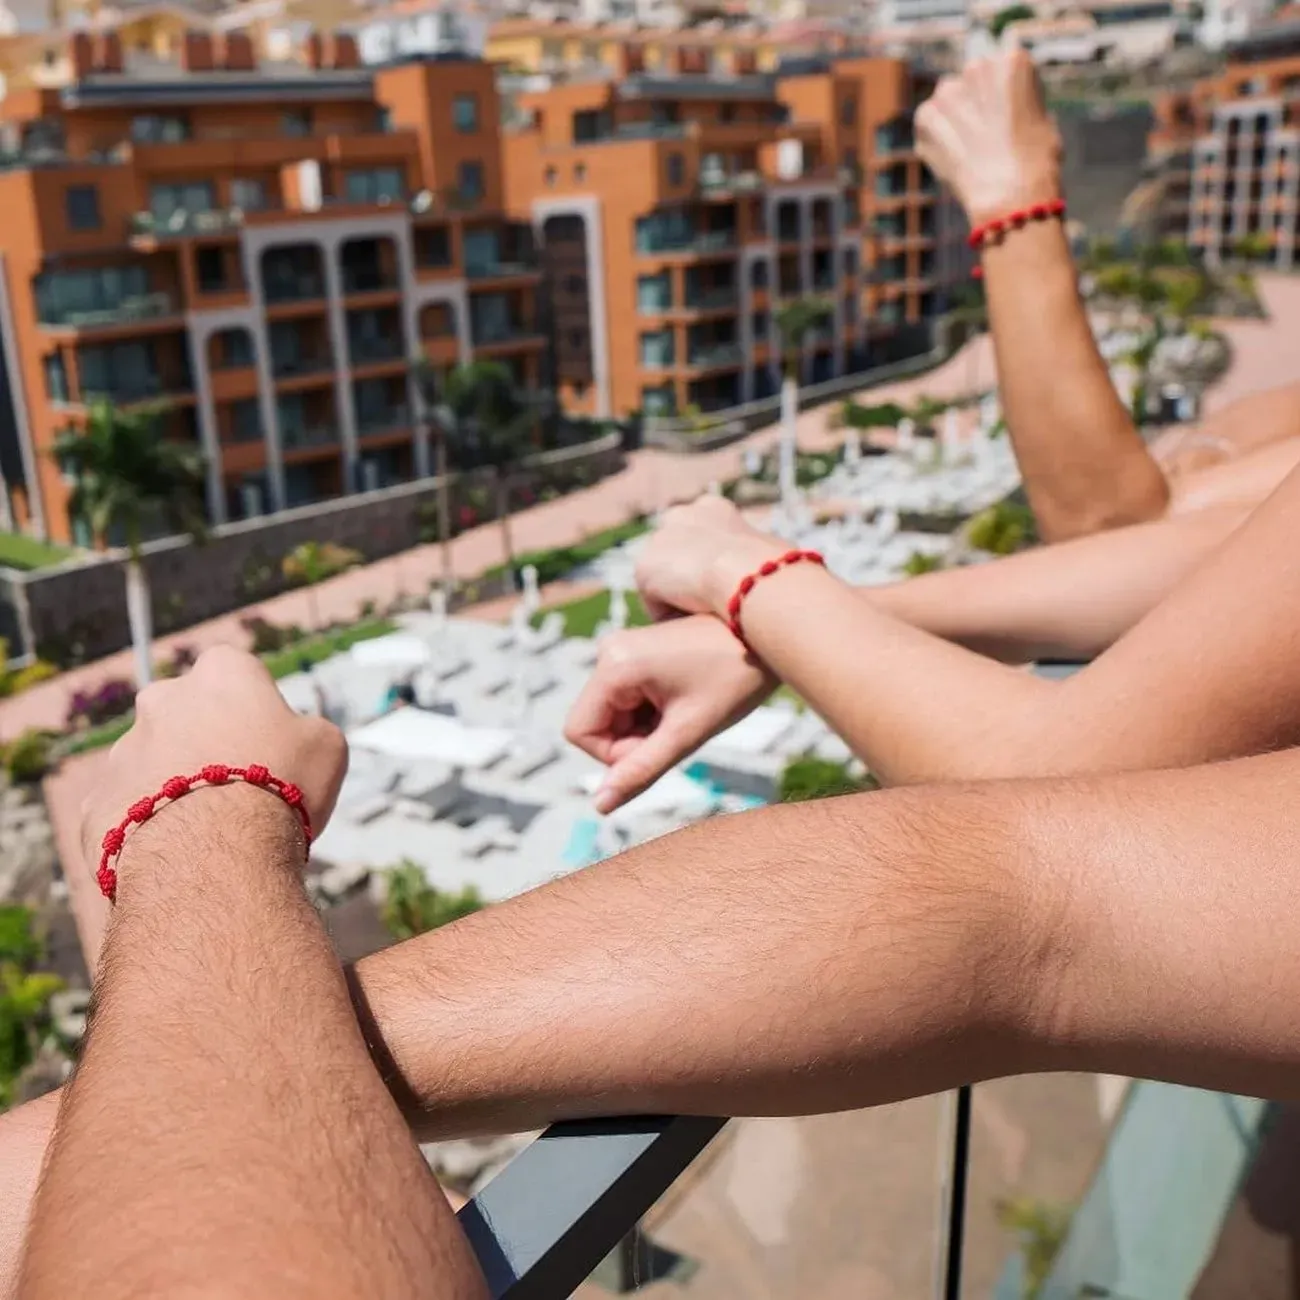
[61,619,398,759]
[0,533,70,572]
[532,589,649,639]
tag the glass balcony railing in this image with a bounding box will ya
[341,267,398,294]
[131,207,244,238]
[466,257,540,279]
[640,351,675,370]
[264,275,325,304]
[271,354,333,379]
[357,405,412,435]
[684,286,739,310]
[686,343,743,369]
[81,375,166,404]
[40,291,174,329]
[348,336,405,364]
[472,322,538,347]
[637,230,736,255]
[281,423,339,450]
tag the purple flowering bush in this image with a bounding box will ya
[65,678,136,730]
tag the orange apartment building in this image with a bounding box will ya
[503,52,968,421]
[1149,14,1300,263]
[0,29,546,543]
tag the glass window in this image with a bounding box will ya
[458,161,484,204]
[216,328,253,369]
[43,353,68,402]
[641,383,675,415]
[276,393,306,439]
[229,398,262,442]
[65,185,100,231]
[667,152,685,186]
[196,246,227,292]
[79,341,157,401]
[470,292,511,343]
[281,109,312,137]
[463,228,500,276]
[637,272,672,313]
[843,246,858,276]
[230,178,266,211]
[639,329,674,368]
[453,93,479,133]
[841,96,857,127]
[750,260,769,288]
[150,181,216,223]
[34,264,151,324]
[750,312,767,339]
[344,168,405,205]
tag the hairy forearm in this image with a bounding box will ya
[868,504,1248,663]
[19,790,479,1300]
[353,784,1046,1138]
[719,561,1054,784]
[985,223,1167,540]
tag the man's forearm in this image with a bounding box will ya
[19,789,482,1299]
[868,504,1247,663]
[985,223,1168,540]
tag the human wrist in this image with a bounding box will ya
[703,536,792,619]
[111,783,305,908]
[964,169,1062,228]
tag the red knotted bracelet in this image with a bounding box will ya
[967,198,1066,278]
[726,549,825,650]
[96,764,313,903]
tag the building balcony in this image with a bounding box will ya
[637,231,737,257]
[466,258,542,283]
[38,292,176,332]
[357,406,413,438]
[473,326,545,353]
[342,268,400,296]
[698,170,765,199]
[129,208,243,243]
[683,286,739,312]
[272,354,334,381]
[348,337,405,366]
[265,276,326,305]
[281,423,340,452]
[685,343,744,371]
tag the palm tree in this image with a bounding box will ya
[54,401,205,688]
[432,361,537,580]
[774,298,832,500]
[282,541,362,631]
[411,355,455,594]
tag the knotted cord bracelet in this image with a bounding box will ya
[967,198,1066,278]
[726,549,826,650]
[96,764,313,903]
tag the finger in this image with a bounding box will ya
[132,677,180,721]
[565,667,642,762]
[594,718,693,814]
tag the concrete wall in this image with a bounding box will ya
[1,432,623,665]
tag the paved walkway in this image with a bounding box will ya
[0,334,1000,740]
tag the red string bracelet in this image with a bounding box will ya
[966,198,1066,278]
[726,549,825,650]
[96,765,313,903]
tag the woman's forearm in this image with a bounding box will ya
[868,504,1248,663]
[984,223,1168,540]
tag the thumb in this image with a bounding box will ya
[594,720,692,815]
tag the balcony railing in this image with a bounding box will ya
[467,258,541,280]
[637,230,736,255]
[686,342,744,369]
[265,275,325,304]
[349,337,405,364]
[40,291,174,329]
[357,405,412,436]
[472,323,539,347]
[130,207,244,238]
[342,268,398,294]
[683,286,739,310]
[698,169,764,196]
[451,663,1090,1299]
[281,423,339,450]
[272,354,334,379]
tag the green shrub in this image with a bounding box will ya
[480,516,650,588]
[903,551,942,577]
[843,399,909,430]
[779,757,876,803]
[7,661,58,694]
[381,862,484,942]
[966,501,1037,556]
[5,730,52,784]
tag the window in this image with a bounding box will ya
[637,272,672,313]
[418,225,452,268]
[641,383,675,416]
[457,161,484,204]
[572,109,610,142]
[843,246,858,276]
[131,113,189,143]
[276,393,306,439]
[215,328,254,369]
[564,274,585,295]
[470,292,512,344]
[750,312,767,339]
[463,228,500,276]
[230,178,266,211]
[639,328,674,368]
[720,103,736,124]
[842,145,858,174]
[567,327,587,349]
[344,167,405,205]
[196,246,228,293]
[65,185,100,231]
[281,109,312,137]
[43,353,68,402]
[78,341,158,402]
[840,96,857,127]
[750,260,769,289]
[544,165,557,187]
[150,181,216,223]
[453,93,479,133]
[375,106,392,132]
[229,398,262,442]
[574,162,587,183]
[666,152,685,186]
[35,264,151,325]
